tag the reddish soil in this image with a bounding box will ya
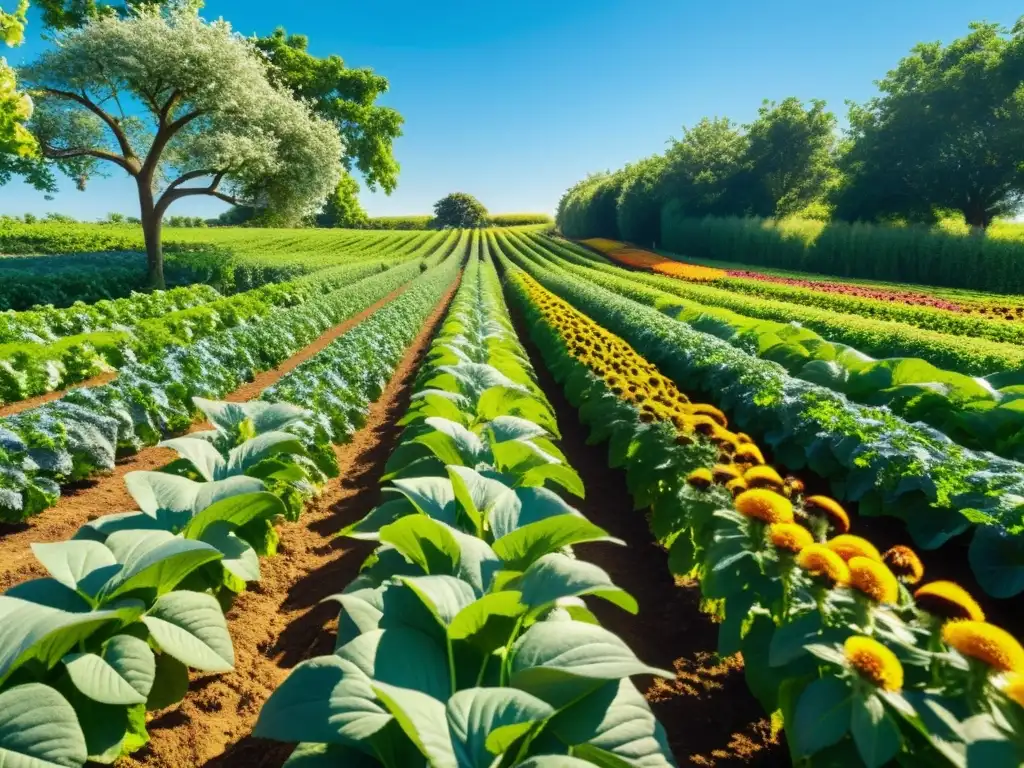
[0,283,412,591]
[0,371,118,418]
[508,300,787,766]
[121,278,459,768]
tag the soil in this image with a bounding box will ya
[0,283,412,592]
[0,371,119,418]
[121,278,459,768]
[507,298,788,767]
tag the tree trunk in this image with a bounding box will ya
[963,202,991,234]
[138,178,165,289]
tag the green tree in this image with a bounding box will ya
[34,0,176,29]
[739,97,837,217]
[432,192,488,229]
[316,172,368,228]
[616,155,666,245]
[659,117,747,218]
[834,19,1024,229]
[21,5,342,286]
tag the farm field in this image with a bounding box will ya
[0,224,1021,768]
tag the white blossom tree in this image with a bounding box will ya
[21,3,343,286]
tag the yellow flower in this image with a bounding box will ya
[784,476,805,497]
[725,477,749,497]
[844,636,904,691]
[686,468,713,490]
[735,443,765,465]
[735,489,794,524]
[942,621,1024,673]
[687,403,728,428]
[848,557,900,604]
[743,465,785,491]
[796,544,850,586]
[736,432,754,445]
[712,463,741,484]
[882,546,924,585]
[769,522,814,553]
[827,534,881,562]
[1003,674,1024,708]
[914,581,985,622]
[803,496,850,534]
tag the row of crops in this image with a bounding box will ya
[2,223,1023,767]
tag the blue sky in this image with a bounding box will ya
[0,0,1020,220]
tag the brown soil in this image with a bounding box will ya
[0,283,412,590]
[0,371,118,418]
[508,300,788,766]
[121,278,459,768]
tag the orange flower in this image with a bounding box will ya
[845,636,904,691]
[914,581,985,622]
[743,465,785,491]
[848,557,899,604]
[735,443,765,466]
[827,534,881,562]
[796,544,850,586]
[803,496,850,534]
[769,523,814,553]
[942,621,1024,673]
[735,489,793,524]
[686,468,713,490]
[882,546,924,585]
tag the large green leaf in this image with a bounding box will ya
[31,541,116,593]
[447,687,554,768]
[225,431,307,478]
[379,517,461,578]
[157,437,225,482]
[510,622,671,708]
[397,575,478,629]
[193,397,307,436]
[493,515,624,572]
[477,386,558,436]
[334,628,450,700]
[487,487,576,541]
[141,591,234,672]
[550,678,675,766]
[448,591,526,653]
[792,678,853,757]
[255,656,393,747]
[447,466,510,537]
[0,683,88,768]
[199,523,261,583]
[282,742,383,768]
[519,553,637,615]
[182,491,285,541]
[392,477,461,527]
[415,418,486,467]
[123,472,264,527]
[372,682,456,768]
[968,525,1024,599]
[62,635,155,706]
[98,531,222,602]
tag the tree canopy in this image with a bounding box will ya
[834,20,1024,229]
[316,172,368,228]
[432,192,488,229]
[21,5,342,284]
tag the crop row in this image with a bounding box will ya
[566,237,1024,377]
[0,235,464,523]
[492,230,1024,599]
[0,231,454,407]
[0,251,463,766]
[558,239,1024,461]
[503,262,1024,767]
[254,241,677,766]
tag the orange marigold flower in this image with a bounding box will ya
[882,546,924,585]
[942,621,1024,673]
[743,465,785,491]
[686,468,713,490]
[735,443,765,465]
[827,534,881,562]
[914,581,985,622]
[735,489,794,524]
[769,522,814,553]
[848,557,900,604]
[804,496,850,534]
[844,636,904,691]
[796,544,850,586]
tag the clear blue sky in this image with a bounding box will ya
[0,0,1020,220]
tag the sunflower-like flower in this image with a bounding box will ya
[796,544,850,586]
[784,476,805,497]
[686,468,713,490]
[844,636,904,691]
[942,621,1024,674]
[736,432,754,445]
[914,581,985,622]
[827,534,881,562]
[712,463,741,484]
[688,403,728,428]
[769,522,814,553]
[735,443,765,466]
[848,557,900,604]
[803,496,850,534]
[725,477,749,497]
[743,465,785,491]
[882,546,924,585]
[735,489,793,524]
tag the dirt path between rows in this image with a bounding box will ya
[507,295,788,767]
[0,371,118,418]
[121,277,459,768]
[0,283,412,592]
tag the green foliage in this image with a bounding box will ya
[834,19,1024,228]
[556,172,626,240]
[315,174,368,229]
[486,213,553,227]
[615,155,665,245]
[660,117,747,218]
[431,192,489,229]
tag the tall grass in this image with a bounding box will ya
[661,211,1024,294]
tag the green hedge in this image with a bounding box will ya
[361,214,553,230]
[661,211,1024,294]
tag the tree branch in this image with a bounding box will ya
[140,108,206,181]
[41,88,138,170]
[40,142,134,174]
[164,168,220,192]
[155,170,236,216]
